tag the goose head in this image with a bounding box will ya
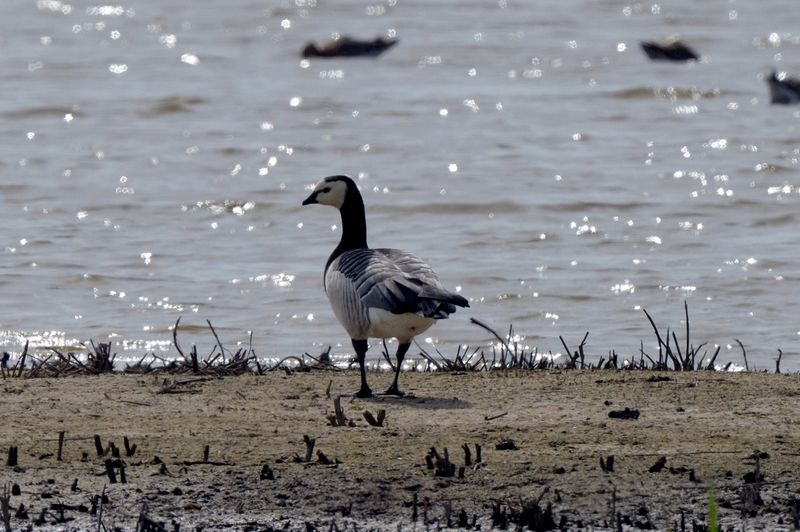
[302,175,357,209]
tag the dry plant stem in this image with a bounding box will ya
[684,300,690,364]
[332,397,347,426]
[206,320,227,363]
[172,317,185,359]
[303,435,315,462]
[15,341,29,378]
[706,345,722,370]
[1,484,10,532]
[735,339,749,371]
[96,485,106,532]
[57,431,65,461]
[776,349,782,374]
[5,447,18,467]
[469,318,511,356]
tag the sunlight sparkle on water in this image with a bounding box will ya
[181,54,199,65]
[611,280,635,294]
[87,5,126,16]
[37,0,72,13]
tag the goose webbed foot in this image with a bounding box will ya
[355,386,373,399]
[382,385,405,397]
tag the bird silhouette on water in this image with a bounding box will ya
[302,36,398,58]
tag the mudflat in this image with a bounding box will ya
[1,370,798,530]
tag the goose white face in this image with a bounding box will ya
[303,177,348,209]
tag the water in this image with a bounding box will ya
[3,0,800,370]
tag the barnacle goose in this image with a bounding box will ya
[302,175,469,398]
[640,39,699,62]
[301,36,398,58]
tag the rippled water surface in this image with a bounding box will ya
[3,0,800,369]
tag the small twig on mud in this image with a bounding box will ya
[485,412,508,421]
[103,393,152,407]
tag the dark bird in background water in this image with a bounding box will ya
[302,36,398,58]
[302,175,468,398]
[766,69,800,104]
[640,39,700,62]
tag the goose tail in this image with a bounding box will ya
[418,286,469,318]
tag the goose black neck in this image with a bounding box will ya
[326,189,368,271]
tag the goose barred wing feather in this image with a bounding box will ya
[331,248,468,318]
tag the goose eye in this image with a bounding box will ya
[321,187,331,193]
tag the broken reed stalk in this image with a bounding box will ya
[206,320,227,363]
[303,435,315,462]
[94,436,104,457]
[334,397,346,426]
[6,447,18,468]
[363,409,386,427]
[96,486,106,532]
[684,300,690,367]
[1,484,10,532]
[57,431,65,462]
[735,339,749,371]
[462,444,472,466]
[776,349,782,374]
[380,339,395,371]
[172,317,185,360]
[104,459,117,484]
[123,436,136,457]
[469,318,512,360]
[16,341,29,378]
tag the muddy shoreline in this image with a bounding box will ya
[1,370,799,530]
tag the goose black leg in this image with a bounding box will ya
[352,339,372,398]
[384,342,410,396]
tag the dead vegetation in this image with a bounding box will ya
[0,303,789,380]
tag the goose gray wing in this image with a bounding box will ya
[330,248,468,318]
